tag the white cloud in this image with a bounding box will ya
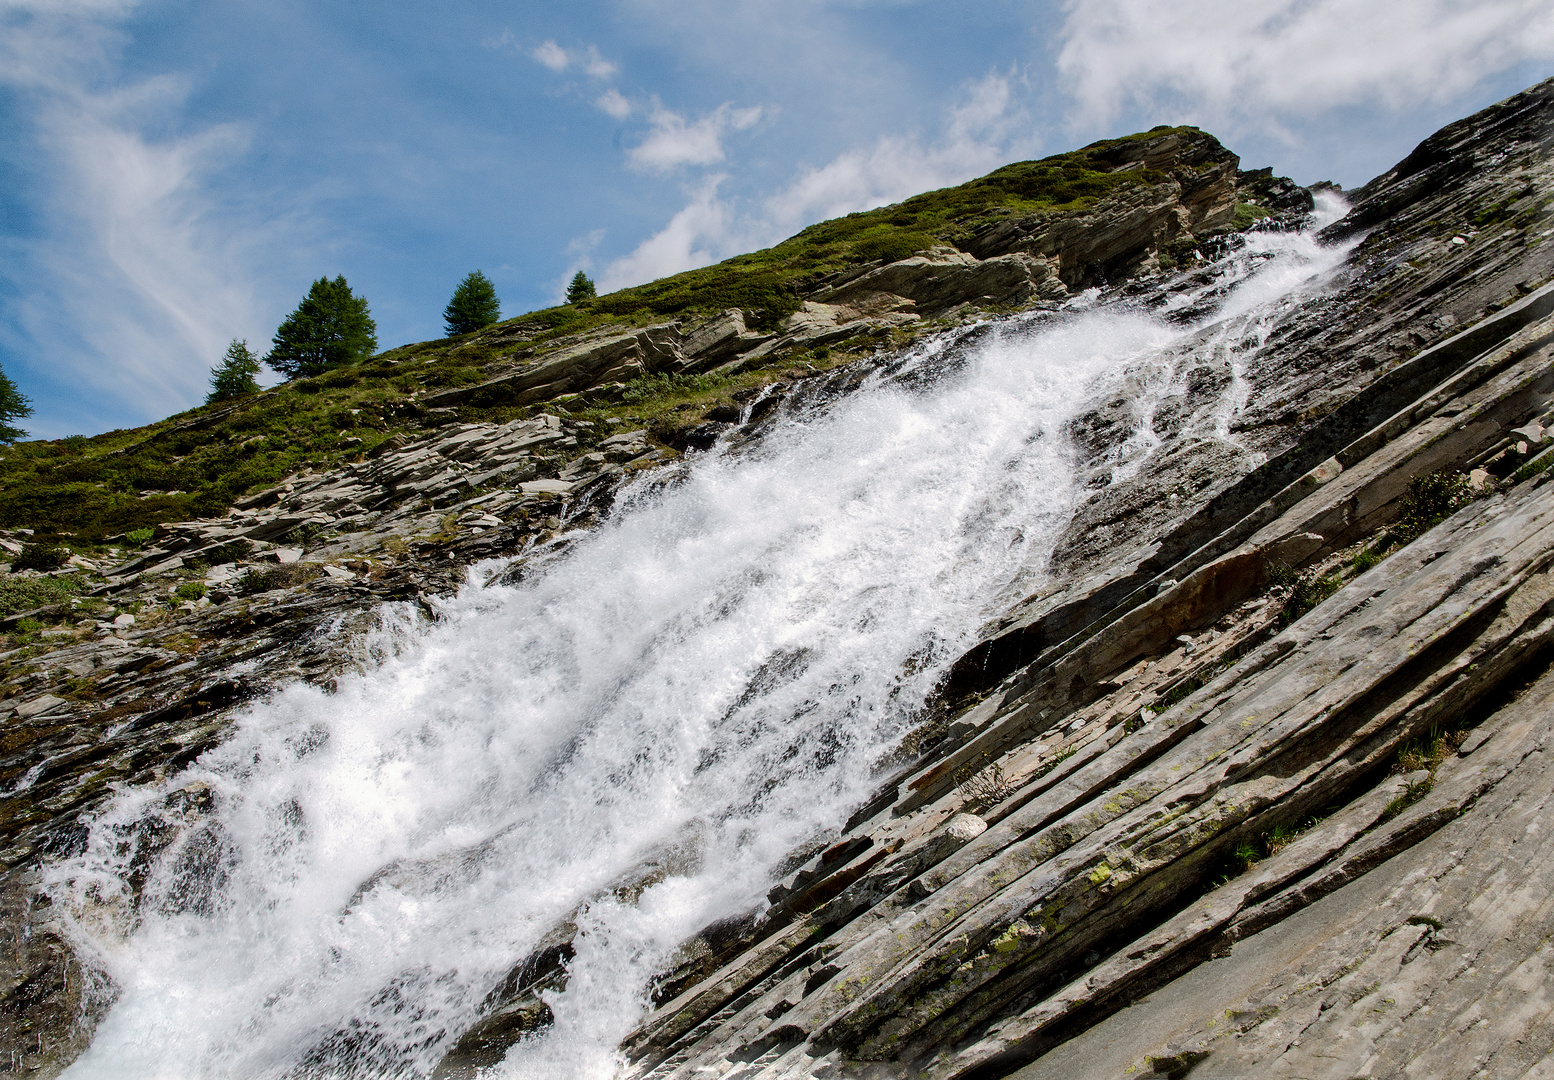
[1057,0,1554,128]
[595,88,633,119]
[529,39,618,79]
[601,70,1035,291]
[627,102,763,172]
[0,0,291,434]
[765,69,1032,236]
[599,176,735,292]
[581,46,618,80]
[531,39,569,71]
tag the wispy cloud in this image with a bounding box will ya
[0,0,287,436]
[595,88,633,119]
[528,39,618,80]
[602,70,1034,291]
[1057,0,1554,130]
[627,102,763,172]
[766,69,1030,232]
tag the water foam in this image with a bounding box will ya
[48,214,1350,1080]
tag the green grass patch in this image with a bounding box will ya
[0,572,88,618]
[0,125,1230,540]
[1232,202,1273,229]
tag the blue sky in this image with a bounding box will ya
[3,0,1552,439]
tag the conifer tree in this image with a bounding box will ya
[444,270,501,336]
[268,275,378,379]
[566,270,597,305]
[207,339,263,403]
[0,361,32,445]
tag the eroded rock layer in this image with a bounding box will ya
[599,80,1554,1080]
[3,79,1554,1080]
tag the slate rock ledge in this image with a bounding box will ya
[5,80,1554,1080]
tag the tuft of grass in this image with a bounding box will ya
[172,582,207,603]
[1383,776,1435,821]
[1396,723,1462,774]
[1232,840,1263,869]
[955,757,1017,811]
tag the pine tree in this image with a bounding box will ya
[444,270,502,336]
[268,275,378,380]
[0,362,33,445]
[206,339,263,403]
[566,270,597,305]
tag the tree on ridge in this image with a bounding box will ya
[444,270,502,336]
[566,270,597,305]
[0,361,32,445]
[268,275,378,380]
[207,339,264,403]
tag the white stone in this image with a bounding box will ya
[519,478,578,496]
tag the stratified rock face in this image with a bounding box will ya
[5,82,1554,1080]
[594,81,1554,1080]
[966,127,1241,284]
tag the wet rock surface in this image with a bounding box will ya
[4,82,1554,1078]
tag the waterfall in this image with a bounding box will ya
[45,202,1351,1080]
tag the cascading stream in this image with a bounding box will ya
[46,206,1351,1080]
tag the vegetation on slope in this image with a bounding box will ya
[0,127,1216,545]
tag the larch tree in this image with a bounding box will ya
[0,361,32,444]
[268,275,378,379]
[444,270,502,336]
[565,270,597,305]
[207,339,264,403]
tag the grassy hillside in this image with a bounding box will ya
[0,127,1218,546]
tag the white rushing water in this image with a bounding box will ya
[47,205,1351,1080]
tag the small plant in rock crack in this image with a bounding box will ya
[1268,561,1343,624]
[1382,470,1477,550]
[1031,744,1078,781]
[1395,722,1462,774]
[1231,839,1264,872]
[1382,776,1436,821]
[955,757,1016,811]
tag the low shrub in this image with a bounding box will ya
[12,543,68,572]
[1269,562,1343,624]
[1389,471,1473,546]
[0,572,87,617]
[237,563,319,596]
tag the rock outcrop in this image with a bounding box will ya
[4,80,1554,1079]
[409,126,1269,414]
[588,79,1554,1080]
